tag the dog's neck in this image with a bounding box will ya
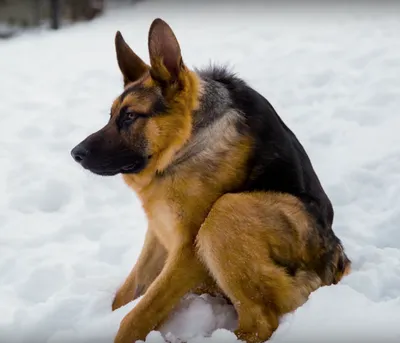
[165,78,240,169]
[122,75,248,209]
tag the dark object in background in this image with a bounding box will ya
[0,0,106,35]
[51,0,105,30]
[68,0,105,22]
[0,0,142,37]
[50,0,60,29]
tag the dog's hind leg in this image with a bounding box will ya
[112,228,167,310]
[196,192,324,343]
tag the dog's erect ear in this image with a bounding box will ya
[115,31,149,86]
[148,18,184,83]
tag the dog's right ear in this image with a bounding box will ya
[115,31,149,86]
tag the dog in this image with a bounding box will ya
[71,18,351,343]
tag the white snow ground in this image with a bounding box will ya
[1,1,400,342]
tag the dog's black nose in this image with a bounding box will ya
[71,144,89,164]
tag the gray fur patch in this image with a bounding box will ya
[191,78,232,131]
[165,66,245,172]
[172,108,243,168]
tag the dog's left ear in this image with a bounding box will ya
[115,31,149,86]
[148,18,185,84]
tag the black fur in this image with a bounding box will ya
[199,66,346,284]
[201,66,332,224]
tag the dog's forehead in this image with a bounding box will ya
[111,98,120,115]
[111,80,160,116]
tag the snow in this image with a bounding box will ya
[1,1,400,342]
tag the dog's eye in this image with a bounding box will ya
[126,112,136,120]
[119,110,147,130]
[123,112,138,125]
[120,111,144,129]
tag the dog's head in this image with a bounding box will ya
[71,19,198,177]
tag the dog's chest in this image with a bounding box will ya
[146,199,182,251]
[141,175,216,251]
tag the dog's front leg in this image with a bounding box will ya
[114,245,208,343]
[112,228,167,311]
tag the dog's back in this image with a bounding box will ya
[198,66,333,221]
[193,66,350,285]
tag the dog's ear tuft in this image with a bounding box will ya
[115,31,149,86]
[148,18,184,83]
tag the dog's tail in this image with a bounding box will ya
[332,242,351,284]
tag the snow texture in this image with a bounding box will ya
[1,1,400,342]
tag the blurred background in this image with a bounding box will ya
[0,0,141,38]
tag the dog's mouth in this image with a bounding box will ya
[120,161,144,174]
[121,164,137,172]
[84,156,152,176]
[71,139,152,177]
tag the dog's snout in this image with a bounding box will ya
[71,144,89,164]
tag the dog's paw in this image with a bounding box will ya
[112,290,131,311]
[112,284,145,311]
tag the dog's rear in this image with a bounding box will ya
[333,243,352,284]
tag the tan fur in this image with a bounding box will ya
[105,19,350,343]
[112,229,166,310]
[196,192,324,342]
[151,70,201,174]
[122,93,154,115]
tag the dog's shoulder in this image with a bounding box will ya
[196,64,334,228]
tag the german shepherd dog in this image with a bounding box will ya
[71,18,351,343]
